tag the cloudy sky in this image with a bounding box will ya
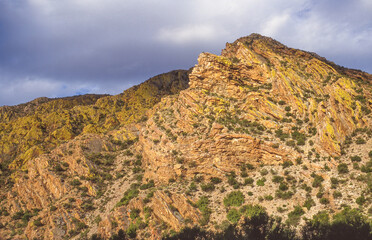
[0,0,371,106]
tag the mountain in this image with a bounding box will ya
[0,34,371,240]
[0,70,189,170]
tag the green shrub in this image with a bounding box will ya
[240,204,267,219]
[210,177,222,184]
[201,183,215,192]
[330,177,339,185]
[291,131,307,145]
[140,180,155,190]
[272,176,284,183]
[279,183,289,191]
[333,191,342,198]
[320,198,330,205]
[316,189,324,199]
[301,183,312,192]
[356,138,366,144]
[303,198,315,210]
[116,189,139,207]
[302,211,330,238]
[246,163,255,170]
[256,178,266,186]
[189,182,197,192]
[227,208,241,223]
[143,206,152,220]
[227,175,239,186]
[286,140,296,147]
[312,174,324,188]
[260,169,269,176]
[285,175,296,183]
[223,191,245,207]
[361,161,372,173]
[287,206,305,226]
[275,190,294,199]
[338,163,349,174]
[308,127,317,136]
[196,196,212,225]
[312,210,330,225]
[244,177,254,185]
[264,195,273,201]
[240,171,248,177]
[275,129,290,140]
[282,161,293,168]
[126,222,137,238]
[277,206,287,213]
[132,167,143,174]
[356,195,366,205]
[12,211,24,220]
[351,155,362,162]
[33,217,43,227]
[323,164,330,171]
[130,208,140,220]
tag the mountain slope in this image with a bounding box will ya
[0,34,371,240]
[0,70,189,170]
[0,70,189,239]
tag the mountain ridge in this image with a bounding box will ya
[234,33,372,82]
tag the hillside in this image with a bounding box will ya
[0,34,371,240]
[0,70,189,170]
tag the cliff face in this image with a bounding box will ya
[140,34,371,183]
[0,34,371,239]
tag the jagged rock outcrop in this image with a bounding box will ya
[98,190,201,239]
[140,34,371,182]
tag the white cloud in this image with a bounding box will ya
[261,14,291,36]
[28,0,54,12]
[157,24,219,44]
[361,0,372,9]
[1,0,371,106]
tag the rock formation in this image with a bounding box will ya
[0,34,371,239]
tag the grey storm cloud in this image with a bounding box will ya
[0,0,371,106]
